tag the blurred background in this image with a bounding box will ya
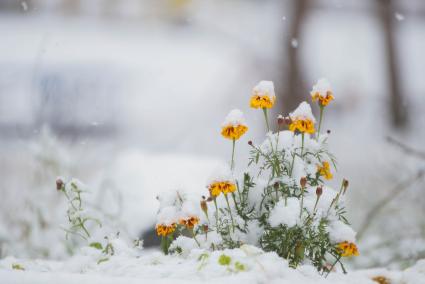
[0,0,424,269]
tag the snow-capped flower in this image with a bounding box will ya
[221,109,248,140]
[337,241,359,257]
[289,102,316,134]
[317,161,333,180]
[310,79,334,107]
[250,81,276,109]
[207,165,236,197]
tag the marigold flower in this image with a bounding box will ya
[155,223,176,237]
[288,102,316,134]
[337,241,359,257]
[250,81,276,109]
[289,119,315,134]
[208,181,236,197]
[221,109,248,140]
[311,78,334,107]
[179,216,200,229]
[317,161,333,180]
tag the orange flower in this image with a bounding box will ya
[311,91,334,107]
[317,161,333,180]
[179,216,200,229]
[337,241,359,257]
[208,181,236,197]
[155,223,176,236]
[221,124,248,140]
[289,119,315,134]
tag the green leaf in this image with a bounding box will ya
[12,263,25,271]
[235,261,246,271]
[218,254,231,266]
[89,242,103,250]
[97,257,109,264]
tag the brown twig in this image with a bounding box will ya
[357,170,425,240]
[387,136,425,161]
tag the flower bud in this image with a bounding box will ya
[316,186,323,196]
[248,140,253,146]
[200,200,208,213]
[207,197,213,202]
[284,116,292,125]
[342,179,349,194]
[202,224,209,233]
[300,177,307,188]
[277,116,284,125]
[273,182,279,189]
[56,178,64,191]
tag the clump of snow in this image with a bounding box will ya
[268,198,301,227]
[222,109,247,127]
[207,163,234,185]
[328,220,357,243]
[180,200,200,219]
[252,80,275,98]
[395,12,405,21]
[156,206,178,225]
[310,78,332,98]
[291,38,299,48]
[169,236,199,257]
[289,102,316,122]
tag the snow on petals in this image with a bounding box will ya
[310,78,334,107]
[221,109,248,140]
[250,80,276,109]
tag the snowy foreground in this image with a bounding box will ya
[1,245,424,284]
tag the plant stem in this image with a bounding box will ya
[224,194,235,233]
[289,153,296,177]
[317,106,324,140]
[191,229,200,247]
[301,133,305,157]
[325,255,341,278]
[299,186,305,219]
[262,108,270,132]
[231,139,236,171]
[213,198,219,229]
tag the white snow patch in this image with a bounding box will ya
[289,102,316,123]
[268,198,301,227]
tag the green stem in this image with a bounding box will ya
[262,108,270,132]
[299,187,305,219]
[213,198,219,229]
[325,255,341,278]
[224,194,235,233]
[231,139,236,171]
[191,229,200,247]
[301,133,305,157]
[313,195,321,214]
[289,152,296,177]
[317,106,324,140]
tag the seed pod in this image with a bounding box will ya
[300,177,307,188]
[316,186,323,196]
[56,178,64,191]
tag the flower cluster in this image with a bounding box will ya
[155,79,358,275]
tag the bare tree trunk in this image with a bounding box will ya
[378,0,407,128]
[280,0,309,114]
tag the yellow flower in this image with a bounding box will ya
[208,181,236,197]
[156,223,176,237]
[220,181,236,195]
[311,91,334,107]
[337,241,359,257]
[250,94,276,109]
[221,124,248,140]
[317,161,333,180]
[289,119,315,134]
[208,182,222,197]
[179,216,200,229]
[250,81,276,109]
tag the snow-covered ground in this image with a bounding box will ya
[1,2,425,283]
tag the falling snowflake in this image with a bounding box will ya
[395,12,405,21]
[291,38,298,48]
